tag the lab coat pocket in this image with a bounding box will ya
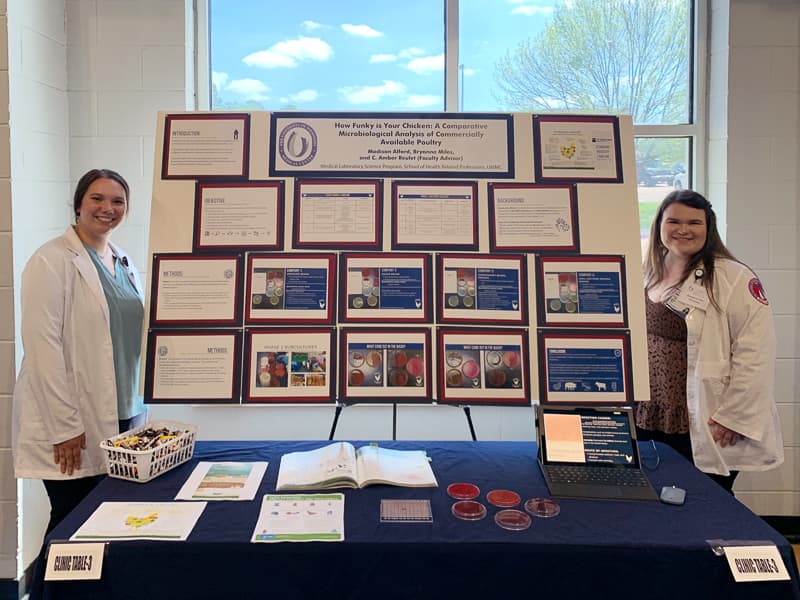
[696,360,730,400]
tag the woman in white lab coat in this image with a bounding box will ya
[12,168,146,533]
[637,190,783,493]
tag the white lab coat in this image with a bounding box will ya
[12,226,143,479]
[681,258,784,475]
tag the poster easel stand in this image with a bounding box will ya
[461,405,477,441]
[329,402,478,441]
[328,402,401,441]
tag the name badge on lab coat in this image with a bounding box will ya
[665,271,709,315]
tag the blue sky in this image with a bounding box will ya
[210,0,558,112]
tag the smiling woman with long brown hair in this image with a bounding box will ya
[12,168,146,534]
[637,189,783,493]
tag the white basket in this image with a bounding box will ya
[100,420,197,483]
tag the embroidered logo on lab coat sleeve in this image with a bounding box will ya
[748,278,769,305]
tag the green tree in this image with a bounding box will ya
[493,0,689,125]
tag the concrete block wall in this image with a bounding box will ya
[0,0,14,588]
[4,0,69,588]
[717,0,800,515]
[2,0,798,590]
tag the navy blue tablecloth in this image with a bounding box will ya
[41,440,800,600]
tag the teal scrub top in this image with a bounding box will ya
[86,247,145,420]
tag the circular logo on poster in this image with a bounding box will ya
[278,122,318,166]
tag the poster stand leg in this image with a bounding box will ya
[328,402,400,440]
[462,405,477,441]
[328,402,344,440]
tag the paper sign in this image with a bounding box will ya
[45,542,104,580]
[723,545,790,582]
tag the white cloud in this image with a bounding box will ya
[301,20,326,31]
[399,47,426,59]
[406,54,444,75]
[289,89,320,103]
[370,53,397,64]
[242,37,333,69]
[211,71,229,89]
[462,67,477,76]
[338,80,407,105]
[508,0,555,15]
[511,5,554,15]
[226,78,270,101]
[341,23,383,38]
[406,94,441,108]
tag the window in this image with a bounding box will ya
[198,0,704,230]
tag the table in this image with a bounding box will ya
[40,440,800,600]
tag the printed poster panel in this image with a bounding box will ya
[536,255,628,327]
[246,253,336,325]
[488,183,579,253]
[243,328,335,403]
[194,181,284,252]
[392,181,479,251]
[144,330,242,404]
[270,112,513,178]
[163,113,249,179]
[538,329,632,404]
[437,254,527,325]
[339,253,432,323]
[437,328,529,406]
[293,179,382,249]
[339,328,432,404]
[150,254,242,326]
[533,115,622,183]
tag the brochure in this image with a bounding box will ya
[70,501,206,541]
[175,461,268,501]
[251,493,345,543]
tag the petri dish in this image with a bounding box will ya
[495,509,531,531]
[348,369,365,386]
[392,350,408,368]
[406,357,424,377]
[447,482,480,500]
[446,351,463,367]
[366,350,383,368]
[461,359,480,379]
[446,369,463,387]
[389,369,408,386]
[502,350,520,370]
[349,351,365,367]
[452,500,487,521]
[487,368,507,387]
[486,489,521,507]
[485,351,502,367]
[524,497,561,518]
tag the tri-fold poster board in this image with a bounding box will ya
[144,111,648,407]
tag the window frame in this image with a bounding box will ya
[192,0,705,193]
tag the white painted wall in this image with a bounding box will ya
[3,0,798,587]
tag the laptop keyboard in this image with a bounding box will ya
[547,465,650,487]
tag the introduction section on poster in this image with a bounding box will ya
[144,111,649,408]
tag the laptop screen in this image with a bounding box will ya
[538,405,640,468]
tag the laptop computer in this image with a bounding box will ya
[536,404,658,501]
